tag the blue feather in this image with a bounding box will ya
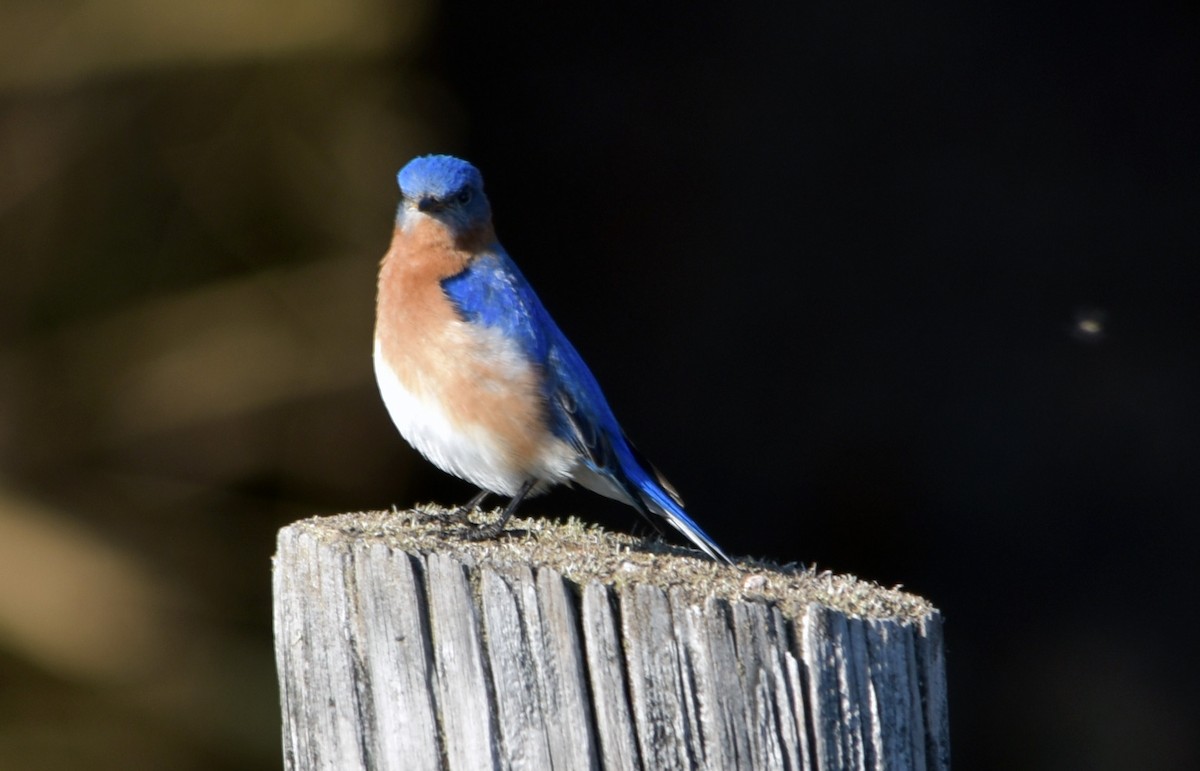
[441,250,620,460]
[441,252,549,362]
[397,155,483,201]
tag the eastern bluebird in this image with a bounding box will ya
[373,154,730,563]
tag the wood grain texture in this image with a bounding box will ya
[274,510,949,770]
[580,582,640,771]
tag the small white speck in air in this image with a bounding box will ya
[1071,308,1107,343]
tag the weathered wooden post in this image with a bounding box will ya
[273,507,949,770]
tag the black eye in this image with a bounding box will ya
[456,188,473,205]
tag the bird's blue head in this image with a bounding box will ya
[396,155,490,232]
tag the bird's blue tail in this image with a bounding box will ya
[626,465,732,564]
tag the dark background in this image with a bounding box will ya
[1,1,1196,769]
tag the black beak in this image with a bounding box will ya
[417,196,443,213]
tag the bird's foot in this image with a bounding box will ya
[455,479,535,543]
[461,518,507,541]
[447,489,490,524]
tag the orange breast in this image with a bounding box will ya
[374,218,556,475]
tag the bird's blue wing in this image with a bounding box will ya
[441,251,551,363]
[441,250,635,474]
[544,328,733,563]
[442,251,730,563]
[544,331,628,475]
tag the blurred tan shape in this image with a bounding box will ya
[0,486,170,681]
[0,0,425,89]
[63,256,378,440]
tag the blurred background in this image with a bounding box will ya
[1,0,1196,768]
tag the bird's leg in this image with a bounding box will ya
[448,489,491,523]
[463,478,536,541]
